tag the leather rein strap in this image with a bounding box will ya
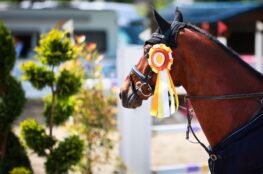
[186,92,263,100]
[184,92,263,155]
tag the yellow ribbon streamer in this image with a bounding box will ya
[150,73,160,116]
[168,70,179,111]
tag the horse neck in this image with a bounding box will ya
[176,28,263,147]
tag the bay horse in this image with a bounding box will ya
[119,9,263,174]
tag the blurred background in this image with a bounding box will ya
[0,0,263,174]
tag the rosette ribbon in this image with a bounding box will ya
[148,44,179,118]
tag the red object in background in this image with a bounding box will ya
[217,21,228,36]
[241,55,255,64]
[201,22,210,32]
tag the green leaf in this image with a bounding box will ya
[0,76,26,131]
[45,135,84,174]
[0,22,16,81]
[20,119,56,156]
[43,96,75,126]
[0,132,32,174]
[56,69,82,98]
[21,61,55,90]
[35,29,77,66]
[9,167,32,174]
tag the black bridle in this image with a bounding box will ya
[128,20,186,100]
[129,66,154,98]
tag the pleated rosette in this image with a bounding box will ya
[148,44,179,118]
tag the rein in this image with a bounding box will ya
[184,92,263,157]
[186,92,263,100]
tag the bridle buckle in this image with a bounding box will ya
[135,81,152,98]
[210,154,218,161]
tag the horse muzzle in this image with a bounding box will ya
[119,86,142,109]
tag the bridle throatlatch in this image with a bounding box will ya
[148,44,179,118]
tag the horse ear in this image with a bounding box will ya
[152,8,171,33]
[174,7,183,22]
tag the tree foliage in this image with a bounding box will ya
[0,132,32,174]
[45,135,84,174]
[21,61,54,90]
[35,29,77,66]
[20,119,55,156]
[9,167,32,174]
[0,76,26,131]
[0,22,31,174]
[43,96,75,125]
[56,69,83,97]
[0,21,16,82]
[20,29,84,174]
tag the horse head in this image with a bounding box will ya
[119,9,184,108]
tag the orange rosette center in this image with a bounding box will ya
[148,44,173,73]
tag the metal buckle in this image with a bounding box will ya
[210,154,217,161]
[136,81,152,97]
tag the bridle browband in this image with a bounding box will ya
[129,21,186,99]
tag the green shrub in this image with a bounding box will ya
[56,69,82,98]
[0,21,16,81]
[0,22,31,174]
[0,132,32,174]
[21,61,54,90]
[73,40,124,174]
[9,167,32,174]
[43,96,75,126]
[20,119,55,156]
[45,135,84,174]
[20,29,84,174]
[0,76,26,131]
[35,29,77,66]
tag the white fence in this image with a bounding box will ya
[117,46,152,174]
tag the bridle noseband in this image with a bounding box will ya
[129,66,154,98]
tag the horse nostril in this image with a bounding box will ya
[119,92,122,100]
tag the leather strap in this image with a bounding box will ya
[186,92,263,100]
[185,92,263,156]
[145,21,186,48]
